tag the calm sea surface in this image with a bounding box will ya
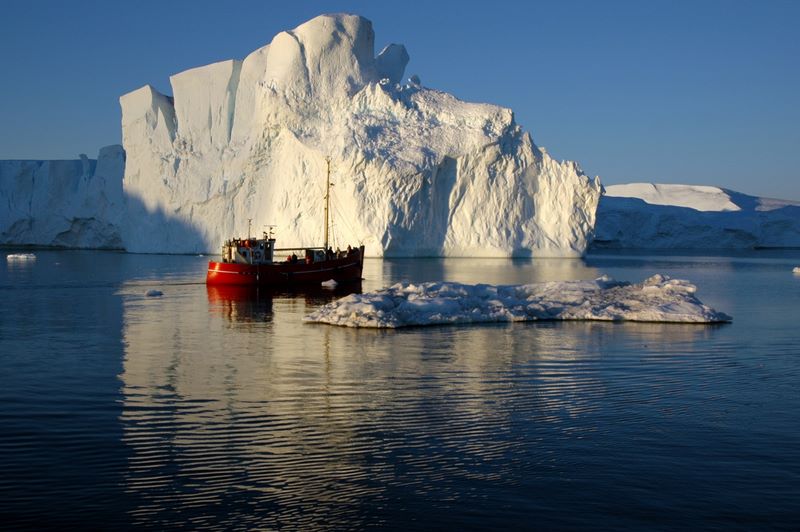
[1,250,799,530]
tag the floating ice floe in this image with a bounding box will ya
[794,267,800,274]
[6,253,36,261]
[321,279,339,289]
[144,289,163,297]
[304,275,732,328]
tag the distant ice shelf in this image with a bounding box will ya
[304,274,731,328]
[594,183,800,249]
[0,146,125,249]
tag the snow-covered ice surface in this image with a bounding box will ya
[120,13,601,257]
[604,183,742,212]
[0,146,125,249]
[304,274,731,328]
[594,183,800,249]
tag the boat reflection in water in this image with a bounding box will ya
[206,281,363,324]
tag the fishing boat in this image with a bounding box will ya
[206,160,365,287]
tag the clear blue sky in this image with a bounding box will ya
[1,0,798,200]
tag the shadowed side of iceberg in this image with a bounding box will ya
[0,143,208,253]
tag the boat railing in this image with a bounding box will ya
[273,247,328,253]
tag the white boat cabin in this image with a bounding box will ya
[221,233,276,265]
[220,232,350,265]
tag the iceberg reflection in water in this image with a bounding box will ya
[115,256,748,529]
[3,251,797,529]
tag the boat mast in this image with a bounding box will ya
[324,157,331,250]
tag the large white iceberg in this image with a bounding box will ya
[120,13,601,257]
[594,183,800,249]
[304,274,731,328]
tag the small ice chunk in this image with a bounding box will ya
[304,275,732,328]
[145,289,163,297]
[794,266,800,274]
[6,253,36,261]
[321,279,338,289]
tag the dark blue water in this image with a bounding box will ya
[1,250,799,529]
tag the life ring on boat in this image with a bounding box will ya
[244,240,251,248]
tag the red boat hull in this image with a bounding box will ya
[206,246,365,286]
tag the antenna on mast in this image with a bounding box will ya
[324,157,333,250]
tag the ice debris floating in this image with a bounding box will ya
[304,274,732,328]
[794,267,800,274]
[321,279,339,289]
[6,253,36,261]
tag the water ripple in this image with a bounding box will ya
[2,253,800,528]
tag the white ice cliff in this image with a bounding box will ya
[119,13,601,256]
[594,183,800,249]
[0,146,125,249]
